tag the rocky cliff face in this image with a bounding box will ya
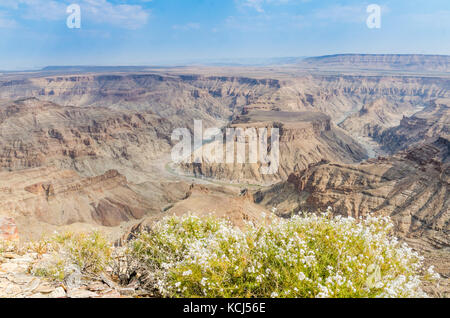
[0,98,194,239]
[0,98,173,178]
[377,99,450,153]
[0,165,192,240]
[179,110,368,184]
[260,138,448,232]
[287,75,450,120]
[339,98,418,139]
[1,73,448,129]
[0,74,282,129]
[0,167,148,234]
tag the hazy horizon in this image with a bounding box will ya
[3,53,450,73]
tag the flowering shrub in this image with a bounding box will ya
[0,240,15,254]
[129,212,439,298]
[32,231,112,281]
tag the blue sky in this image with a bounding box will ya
[0,0,449,70]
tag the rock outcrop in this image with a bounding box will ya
[0,98,174,176]
[339,98,419,140]
[123,183,272,243]
[377,99,450,153]
[0,167,155,237]
[0,160,191,240]
[180,110,368,184]
[0,217,19,241]
[259,138,449,234]
[0,249,128,298]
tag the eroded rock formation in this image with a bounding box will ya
[377,99,450,153]
[180,110,368,184]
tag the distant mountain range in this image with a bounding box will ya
[2,54,449,73]
[178,54,450,70]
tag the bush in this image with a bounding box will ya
[129,212,439,298]
[0,239,21,255]
[32,231,112,281]
[54,231,112,274]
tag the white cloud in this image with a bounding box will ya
[236,0,309,13]
[20,1,67,21]
[172,22,201,31]
[313,4,390,25]
[226,0,311,31]
[0,13,18,29]
[408,10,450,28]
[0,1,20,9]
[1,0,150,29]
[224,2,391,33]
[313,4,367,23]
[82,0,150,30]
[239,0,265,13]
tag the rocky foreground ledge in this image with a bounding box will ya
[0,251,135,298]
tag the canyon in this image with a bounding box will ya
[0,54,448,295]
